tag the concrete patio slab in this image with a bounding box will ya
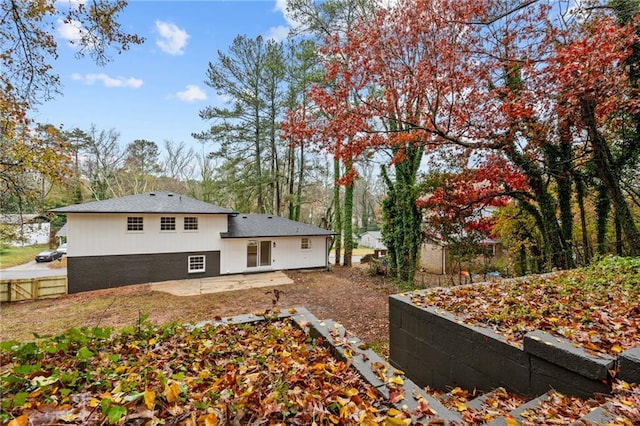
[150,271,294,296]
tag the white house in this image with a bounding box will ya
[0,214,50,246]
[359,231,386,250]
[52,192,335,293]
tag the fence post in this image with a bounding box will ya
[31,278,38,300]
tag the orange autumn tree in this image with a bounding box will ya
[417,155,529,276]
[286,0,639,279]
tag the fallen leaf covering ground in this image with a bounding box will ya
[1,317,401,425]
[2,315,639,426]
[516,385,640,425]
[424,383,640,425]
[411,256,640,356]
[425,386,527,423]
[2,258,640,425]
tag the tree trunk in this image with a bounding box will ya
[554,126,575,268]
[381,165,398,278]
[507,145,571,270]
[573,173,591,264]
[581,98,640,256]
[615,214,623,256]
[381,142,423,282]
[333,158,342,265]
[294,139,304,222]
[343,163,354,267]
[286,137,296,220]
[254,103,264,213]
[596,184,610,255]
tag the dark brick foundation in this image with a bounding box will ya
[67,251,221,293]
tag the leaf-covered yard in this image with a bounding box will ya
[411,257,640,356]
[2,258,640,425]
[0,316,401,425]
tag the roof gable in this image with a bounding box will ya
[51,191,235,215]
[222,214,335,238]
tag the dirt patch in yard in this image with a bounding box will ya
[0,265,397,356]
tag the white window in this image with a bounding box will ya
[184,217,198,231]
[127,217,143,231]
[161,217,176,231]
[301,237,311,249]
[188,255,205,273]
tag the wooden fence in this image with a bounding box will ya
[0,276,67,302]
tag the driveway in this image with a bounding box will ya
[0,259,67,280]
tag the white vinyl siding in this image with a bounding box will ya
[67,213,228,256]
[222,236,328,274]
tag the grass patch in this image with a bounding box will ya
[0,244,48,268]
[368,340,390,359]
[352,247,375,256]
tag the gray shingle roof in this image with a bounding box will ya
[56,223,68,237]
[222,214,335,238]
[51,191,235,214]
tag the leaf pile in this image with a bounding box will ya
[411,257,640,356]
[512,381,640,425]
[424,382,639,425]
[425,386,527,424]
[1,317,395,425]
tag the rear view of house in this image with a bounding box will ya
[52,192,334,293]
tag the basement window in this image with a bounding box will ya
[188,255,205,273]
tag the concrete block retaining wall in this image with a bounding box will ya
[389,292,639,399]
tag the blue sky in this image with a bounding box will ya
[34,0,293,152]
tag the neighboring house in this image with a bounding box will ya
[52,192,335,293]
[359,231,386,250]
[0,214,50,246]
[420,237,448,275]
[419,237,503,275]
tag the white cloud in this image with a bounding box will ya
[273,0,297,27]
[54,0,87,10]
[175,85,207,102]
[56,18,84,44]
[265,25,290,42]
[72,73,143,88]
[155,21,190,55]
